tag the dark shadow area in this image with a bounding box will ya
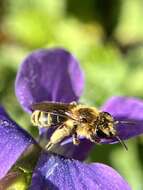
[89,143,118,166]
[137,139,143,171]
[45,180,59,190]
[66,0,122,39]
[0,66,16,101]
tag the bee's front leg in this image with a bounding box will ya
[89,135,101,144]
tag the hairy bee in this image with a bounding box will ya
[31,101,127,150]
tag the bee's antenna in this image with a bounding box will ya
[115,136,128,151]
[114,120,135,125]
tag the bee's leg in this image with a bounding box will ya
[72,133,80,145]
[89,135,101,144]
[70,101,77,105]
[71,124,80,145]
[45,124,70,150]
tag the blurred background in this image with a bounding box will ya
[0,0,143,189]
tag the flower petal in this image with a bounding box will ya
[15,48,84,112]
[0,106,34,179]
[30,152,131,190]
[102,96,143,142]
[55,139,93,161]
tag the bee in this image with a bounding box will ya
[31,101,128,150]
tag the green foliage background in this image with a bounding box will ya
[0,0,143,189]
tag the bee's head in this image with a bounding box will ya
[96,111,128,150]
[96,111,116,138]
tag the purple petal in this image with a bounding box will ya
[0,107,9,117]
[30,152,131,190]
[102,96,143,142]
[15,48,84,113]
[0,106,34,179]
[54,139,93,161]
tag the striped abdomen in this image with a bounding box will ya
[31,110,65,127]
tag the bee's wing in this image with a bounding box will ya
[31,101,77,120]
[31,101,75,112]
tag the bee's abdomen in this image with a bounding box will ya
[31,110,64,127]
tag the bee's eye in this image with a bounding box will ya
[96,130,107,138]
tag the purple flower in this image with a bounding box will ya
[1,48,143,189]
